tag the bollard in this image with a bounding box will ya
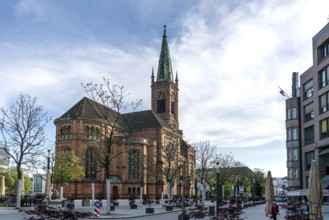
[94,201,101,217]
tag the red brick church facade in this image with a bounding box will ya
[53,26,196,199]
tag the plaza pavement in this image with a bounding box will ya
[1,199,329,219]
[74,199,329,219]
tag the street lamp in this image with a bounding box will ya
[216,161,220,217]
[45,149,51,201]
[252,178,255,207]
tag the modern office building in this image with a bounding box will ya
[285,22,329,190]
[32,174,46,195]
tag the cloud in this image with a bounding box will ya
[1,0,329,176]
[170,0,329,151]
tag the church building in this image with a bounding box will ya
[53,26,196,199]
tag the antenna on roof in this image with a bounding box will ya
[278,86,290,98]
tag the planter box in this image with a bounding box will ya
[129,201,135,205]
[130,204,137,209]
[146,207,154,213]
[67,203,75,209]
[110,205,115,211]
[166,205,173,211]
[62,200,74,209]
[82,199,90,207]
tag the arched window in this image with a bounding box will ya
[95,128,100,140]
[85,147,97,179]
[67,126,71,135]
[128,149,140,180]
[91,127,95,139]
[157,91,166,113]
[85,126,90,139]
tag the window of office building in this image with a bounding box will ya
[320,118,329,139]
[33,175,43,193]
[287,129,292,141]
[305,151,314,170]
[289,169,293,179]
[293,149,298,160]
[293,168,299,178]
[304,80,313,99]
[287,107,297,120]
[319,65,329,89]
[288,149,292,161]
[304,126,314,145]
[320,40,329,61]
[287,128,298,141]
[293,128,298,140]
[304,103,314,122]
[320,92,329,114]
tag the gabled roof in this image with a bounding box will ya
[56,97,119,121]
[124,110,171,130]
[55,97,172,131]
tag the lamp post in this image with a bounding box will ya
[252,178,255,207]
[45,149,51,200]
[216,161,220,217]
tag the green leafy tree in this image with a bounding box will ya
[54,150,84,198]
[252,168,266,197]
[0,167,32,194]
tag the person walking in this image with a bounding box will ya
[271,201,279,220]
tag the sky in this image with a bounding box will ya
[1,0,329,178]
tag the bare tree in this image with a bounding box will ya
[0,93,51,208]
[162,142,180,201]
[193,141,216,204]
[82,78,142,214]
[215,153,238,187]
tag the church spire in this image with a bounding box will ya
[156,25,173,81]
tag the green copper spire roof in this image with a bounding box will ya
[157,25,173,81]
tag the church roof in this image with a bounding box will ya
[124,110,171,130]
[55,97,171,131]
[156,25,174,82]
[57,97,119,121]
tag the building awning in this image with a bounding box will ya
[319,148,329,156]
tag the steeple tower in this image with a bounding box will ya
[157,25,174,81]
[151,25,179,130]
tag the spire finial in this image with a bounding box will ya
[163,25,166,35]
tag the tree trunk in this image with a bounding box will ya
[105,178,111,214]
[202,184,206,205]
[16,179,22,208]
[60,186,64,201]
[166,181,171,202]
[92,181,95,206]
